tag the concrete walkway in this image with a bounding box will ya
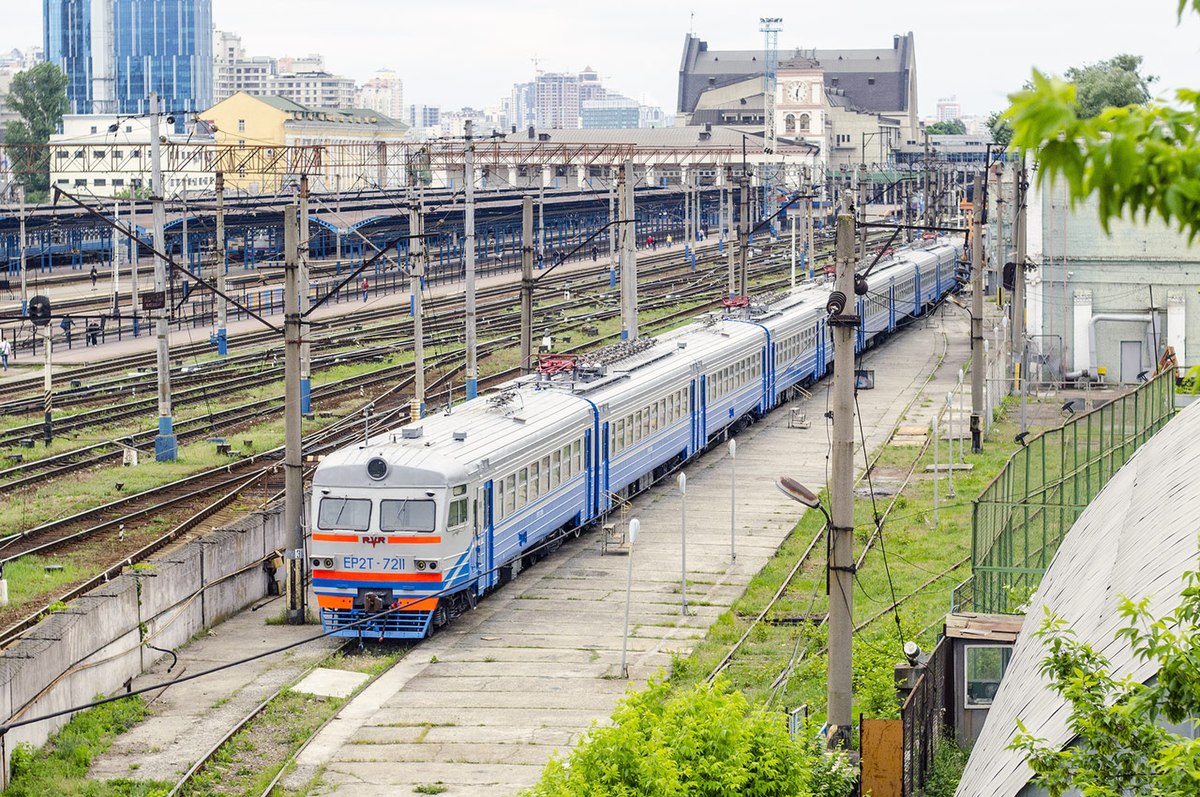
[283,311,970,796]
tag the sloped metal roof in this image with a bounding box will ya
[956,400,1198,796]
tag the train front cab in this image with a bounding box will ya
[310,460,474,641]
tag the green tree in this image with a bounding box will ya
[1009,567,1200,795]
[986,110,1013,148]
[1065,54,1156,119]
[1005,2,1200,239]
[5,62,69,200]
[926,119,966,136]
[521,677,856,797]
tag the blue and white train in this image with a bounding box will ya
[308,238,965,639]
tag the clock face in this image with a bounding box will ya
[786,81,807,103]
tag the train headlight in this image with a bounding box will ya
[366,457,389,480]
[416,560,426,571]
[428,560,438,571]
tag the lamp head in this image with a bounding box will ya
[776,476,821,509]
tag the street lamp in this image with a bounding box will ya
[775,476,832,525]
[620,517,641,679]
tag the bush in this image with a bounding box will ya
[522,677,857,797]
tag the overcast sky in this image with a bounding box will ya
[9,0,1200,118]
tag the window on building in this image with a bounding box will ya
[238,119,245,132]
[799,113,810,132]
[784,114,796,134]
[868,77,876,86]
[90,126,97,134]
[113,179,124,187]
[965,645,1012,707]
[56,179,68,185]
[112,150,122,159]
[93,150,105,158]
[94,179,106,186]
[74,179,86,187]
[125,125,132,133]
[56,151,68,159]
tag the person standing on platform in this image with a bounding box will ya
[361,277,369,303]
[60,316,74,348]
[0,337,10,370]
[89,265,98,287]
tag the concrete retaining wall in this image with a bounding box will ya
[0,504,286,786]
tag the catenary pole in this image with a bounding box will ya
[18,185,27,316]
[283,205,306,626]
[149,92,175,461]
[298,175,312,415]
[215,171,228,356]
[971,175,984,452]
[464,120,478,400]
[411,188,426,419]
[826,208,857,749]
[520,195,534,372]
[620,159,638,341]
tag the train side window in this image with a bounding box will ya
[573,440,583,472]
[448,497,468,528]
[504,474,516,515]
[551,450,561,486]
[496,479,506,520]
[642,410,651,438]
[529,462,541,500]
[317,497,371,531]
[518,467,529,506]
[541,456,551,493]
[561,445,572,478]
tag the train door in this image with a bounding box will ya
[601,421,611,503]
[914,270,922,314]
[585,428,599,516]
[699,375,708,441]
[689,379,698,456]
[478,480,495,592]
[888,283,897,332]
[760,344,771,412]
[856,297,867,351]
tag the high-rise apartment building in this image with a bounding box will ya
[45,0,213,121]
[534,72,579,129]
[212,34,355,110]
[356,69,404,120]
[936,95,961,122]
[214,31,274,102]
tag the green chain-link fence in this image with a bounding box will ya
[954,371,1176,614]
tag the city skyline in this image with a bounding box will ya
[8,1,1200,119]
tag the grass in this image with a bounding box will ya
[668,405,1040,723]
[2,695,170,797]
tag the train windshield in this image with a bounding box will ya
[380,499,437,532]
[317,497,371,531]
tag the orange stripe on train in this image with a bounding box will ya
[316,595,440,612]
[310,534,441,545]
[313,569,442,583]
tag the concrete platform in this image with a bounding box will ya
[294,667,371,699]
[281,310,973,796]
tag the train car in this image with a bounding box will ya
[309,238,964,640]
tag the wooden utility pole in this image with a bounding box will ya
[283,204,306,626]
[520,195,534,370]
[826,209,857,749]
[971,174,985,453]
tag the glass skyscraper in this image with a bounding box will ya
[44,0,213,123]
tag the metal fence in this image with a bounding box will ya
[901,637,951,797]
[955,370,1176,613]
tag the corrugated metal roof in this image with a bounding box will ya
[956,401,1199,796]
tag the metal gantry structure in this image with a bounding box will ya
[760,17,783,227]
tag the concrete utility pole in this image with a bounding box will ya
[922,129,932,230]
[215,171,228,356]
[790,211,797,288]
[111,201,121,316]
[334,174,343,262]
[42,325,52,445]
[130,199,139,335]
[807,178,816,281]
[826,209,857,749]
[520,195,534,371]
[609,169,617,270]
[283,205,306,626]
[1014,162,1029,411]
[858,167,868,264]
[410,190,426,419]
[725,171,736,296]
[149,92,175,461]
[298,175,312,415]
[970,175,985,453]
[619,159,638,341]
[18,185,27,315]
[464,121,478,400]
[738,176,750,296]
[538,181,545,262]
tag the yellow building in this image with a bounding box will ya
[201,92,409,193]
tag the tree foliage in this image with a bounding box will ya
[521,677,856,797]
[987,111,1013,148]
[1064,54,1156,119]
[926,119,966,136]
[1004,4,1200,240]
[5,62,69,198]
[1010,565,1200,796]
